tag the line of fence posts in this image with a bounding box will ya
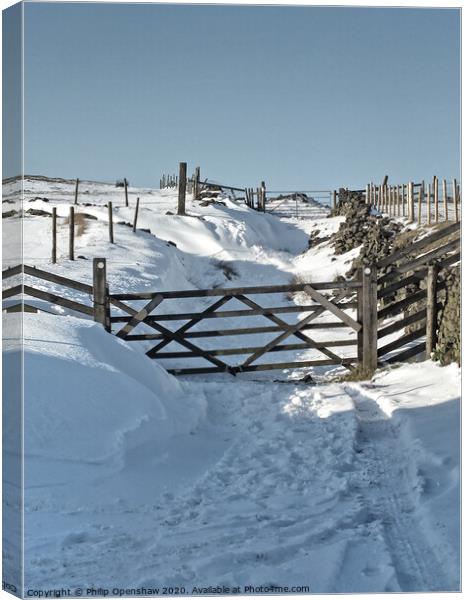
[160,174,179,189]
[53,165,197,263]
[243,184,266,211]
[365,177,460,225]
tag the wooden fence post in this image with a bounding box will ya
[408,181,414,222]
[361,265,378,372]
[332,190,337,211]
[433,176,439,223]
[425,262,439,356]
[443,179,448,221]
[261,181,266,212]
[52,207,57,264]
[418,181,424,226]
[124,178,129,207]
[178,162,187,215]
[194,166,200,200]
[133,197,140,232]
[69,206,75,260]
[453,179,459,223]
[93,258,110,331]
[74,178,79,205]
[427,182,431,225]
[108,201,114,243]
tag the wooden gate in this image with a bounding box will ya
[3,221,459,376]
[107,277,366,375]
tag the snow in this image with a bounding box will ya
[2,176,461,594]
[4,313,205,464]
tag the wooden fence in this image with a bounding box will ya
[3,222,459,375]
[375,221,460,363]
[2,264,94,317]
[362,177,460,225]
[160,167,202,198]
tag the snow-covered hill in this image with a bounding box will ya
[2,176,460,593]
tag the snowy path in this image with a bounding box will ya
[26,379,397,592]
[344,386,452,592]
[3,177,459,593]
[24,372,459,593]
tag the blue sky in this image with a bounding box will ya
[19,3,461,190]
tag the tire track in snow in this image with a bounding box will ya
[345,384,451,592]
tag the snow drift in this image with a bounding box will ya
[4,313,206,465]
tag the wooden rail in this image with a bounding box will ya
[375,223,460,364]
[2,219,460,375]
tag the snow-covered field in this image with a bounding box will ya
[2,176,461,594]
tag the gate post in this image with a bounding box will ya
[361,265,378,372]
[357,276,363,364]
[93,258,110,332]
[426,262,439,356]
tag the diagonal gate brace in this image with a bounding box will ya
[111,297,234,373]
[116,294,164,339]
[235,294,347,366]
[146,295,233,358]
[303,285,361,332]
[241,310,326,368]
